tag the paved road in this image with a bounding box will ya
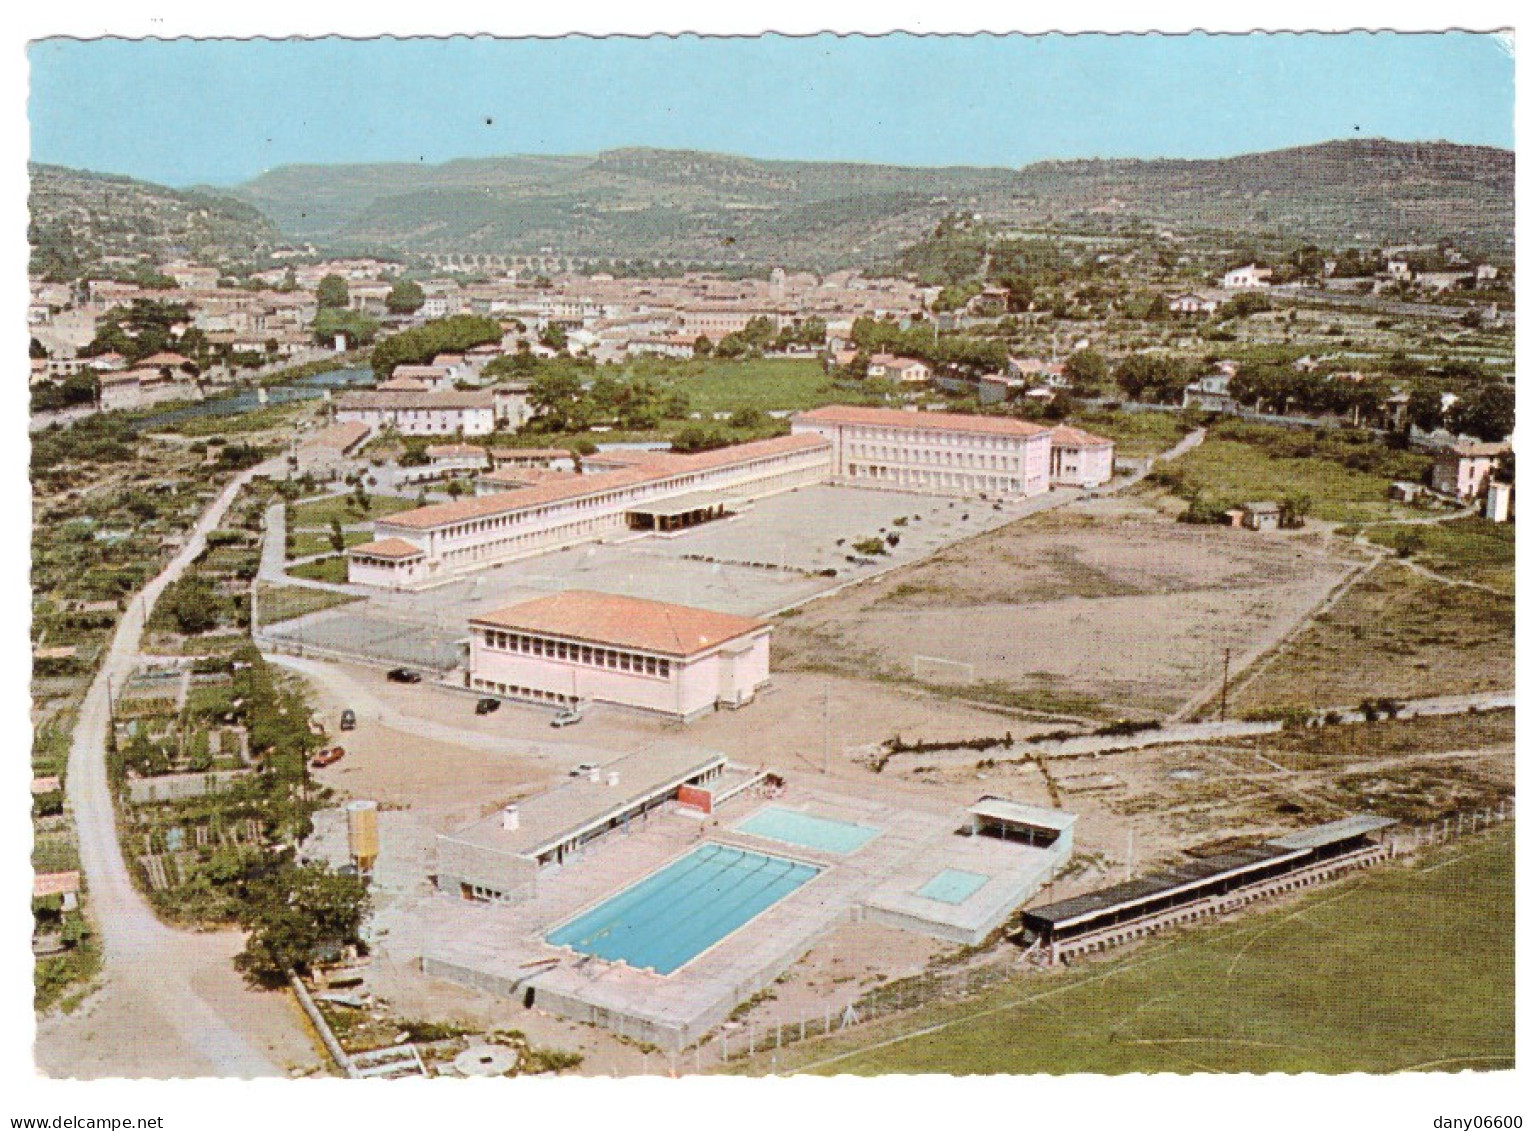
[42,459,303,1077]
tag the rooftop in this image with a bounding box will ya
[471,590,768,657]
[349,537,427,560]
[795,405,1049,438]
[967,797,1078,833]
[1048,425,1114,449]
[1266,815,1397,851]
[378,433,828,531]
[442,747,727,859]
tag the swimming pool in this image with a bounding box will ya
[545,844,819,975]
[735,806,880,855]
[917,869,990,904]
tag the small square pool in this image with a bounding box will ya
[735,805,880,855]
[917,868,990,904]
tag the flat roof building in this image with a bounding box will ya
[468,591,772,721]
[436,747,729,903]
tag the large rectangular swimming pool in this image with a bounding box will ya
[735,806,880,855]
[545,844,819,975]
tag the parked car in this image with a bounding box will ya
[339,709,357,731]
[569,762,600,777]
[475,697,500,716]
[310,746,345,770]
[386,668,422,684]
[551,706,585,728]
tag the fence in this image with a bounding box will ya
[688,800,1514,1071]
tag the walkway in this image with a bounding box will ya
[37,459,315,1078]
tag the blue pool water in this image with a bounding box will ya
[735,806,881,855]
[545,844,819,975]
[917,869,990,904]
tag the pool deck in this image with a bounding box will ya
[421,783,955,1049]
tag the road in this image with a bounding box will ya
[36,459,318,1078]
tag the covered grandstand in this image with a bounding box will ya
[1022,815,1396,959]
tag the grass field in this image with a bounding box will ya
[287,528,373,558]
[288,555,349,584]
[288,492,420,528]
[621,357,862,416]
[1231,562,1514,714]
[741,827,1513,1075]
[1073,408,1193,459]
[255,582,362,625]
[1361,517,1515,595]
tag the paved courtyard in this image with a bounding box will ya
[262,483,1074,671]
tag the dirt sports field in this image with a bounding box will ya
[775,497,1353,721]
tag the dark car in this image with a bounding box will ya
[339,709,357,731]
[475,697,501,716]
[386,668,422,684]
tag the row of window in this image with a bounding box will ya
[848,443,1027,470]
[472,675,579,702]
[845,426,1036,449]
[431,453,823,542]
[479,630,674,677]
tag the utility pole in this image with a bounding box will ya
[822,687,831,775]
[1219,647,1231,722]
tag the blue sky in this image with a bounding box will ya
[27,32,1514,186]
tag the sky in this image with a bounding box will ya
[26,31,1517,187]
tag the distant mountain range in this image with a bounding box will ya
[29,139,1515,278]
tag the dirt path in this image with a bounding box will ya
[36,460,321,1079]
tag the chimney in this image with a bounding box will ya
[501,804,520,832]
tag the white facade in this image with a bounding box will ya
[1047,427,1116,489]
[792,406,1051,497]
[333,390,527,436]
[349,433,833,587]
[1221,265,1271,289]
[467,594,771,720]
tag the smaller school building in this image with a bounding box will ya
[467,591,772,720]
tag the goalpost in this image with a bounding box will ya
[912,654,976,684]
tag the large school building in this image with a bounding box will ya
[345,407,1115,588]
[791,405,1054,497]
[346,432,832,588]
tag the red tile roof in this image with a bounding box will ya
[1048,425,1114,449]
[348,537,427,560]
[471,591,767,657]
[381,433,828,531]
[795,405,1048,437]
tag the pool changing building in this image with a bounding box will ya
[467,591,772,720]
[434,748,739,903]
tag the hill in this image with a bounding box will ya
[30,140,1515,277]
[28,164,283,281]
[228,148,1019,270]
[1009,139,1515,257]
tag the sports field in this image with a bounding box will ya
[738,828,1514,1075]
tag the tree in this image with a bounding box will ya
[693,335,714,358]
[385,279,425,315]
[1405,387,1445,434]
[328,518,345,555]
[526,367,586,432]
[540,323,568,352]
[234,862,371,984]
[1449,383,1515,443]
[161,576,220,636]
[1062,349,1109,393]
[316,274,349,310]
